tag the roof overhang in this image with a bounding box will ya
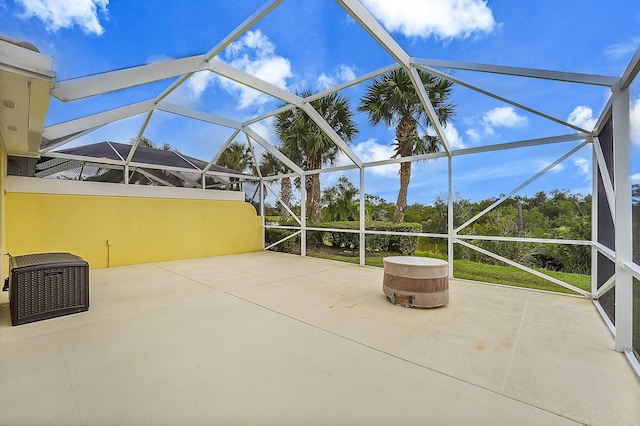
[0,38,55,157]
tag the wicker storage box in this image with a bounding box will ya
[9,253,89,326]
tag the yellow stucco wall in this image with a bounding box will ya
[5,191,262,269]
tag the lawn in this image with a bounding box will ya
[306,248,591,295]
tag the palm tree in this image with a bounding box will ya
[136,136,173,151]
[274,90,358,223]
[216,142,254,172]
[358,69,454,223]
[259,151,292,221]
[322,175,365,222]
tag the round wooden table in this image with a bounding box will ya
[383,256,449,308]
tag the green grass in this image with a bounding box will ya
[307,249,591,295]
[453,260,590,294]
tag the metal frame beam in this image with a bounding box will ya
[411,58,619,87]
[415,64,592,134]
[43,101,155,141]
[52,56,209,101]
[612,85,633,353]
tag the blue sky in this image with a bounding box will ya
[1,0,639,205]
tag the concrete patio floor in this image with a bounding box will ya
[0,251,638,425]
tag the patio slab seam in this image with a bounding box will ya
[54,331,84,426]
[500,292,531,389]
[162,272,585,425]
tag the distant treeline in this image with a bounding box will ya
[266,184,640,273]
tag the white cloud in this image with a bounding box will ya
[604,38,640,59]
[483,107,528,129]
[567,105,597,131]
[361,0,496,39]
[427,122,465,149]
[17,0,108,35]
[342,138,397,177]
[186,71,215,101]
[219,30,292,109]
[573,157,590,181]
[466,128,481,142]
[317,65,356,90]
[317,74,335,90]
[443,123,465,149]
[631,173,640,182]
[464,107,528,144]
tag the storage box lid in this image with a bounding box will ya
[10,253,85,269]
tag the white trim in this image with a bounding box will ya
[337,0,411,66]
[592,275,616,299]
[264,229,301,251]
[448,156,454,277]
[0,40,55,78]
[408,66,451,154]
[5,176,244,201]
[359,167,365,266]
[457,234,591,245]
[593,299,616,335]
[622,261,640,281]
[410,58,619,86]
[591,143,599,295]
[592,136,616,218]
[43,101,155,141]
[452,134,588,156]
[612,85,633,352]
[302,103,363,168]
[621,45,640,89]
[52,55,208,101]
[593,242,616,263]
[624,351,640,378]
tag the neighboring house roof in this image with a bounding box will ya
[28,141,252,188]
[54,141,245,175]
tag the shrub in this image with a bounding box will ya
[305,221,421,255]
[265,228,298,253]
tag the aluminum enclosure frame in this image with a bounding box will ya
[17,0,639,371]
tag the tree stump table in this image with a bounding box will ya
[383,256,449,308]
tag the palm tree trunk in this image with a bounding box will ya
[307,155,322,223]
[305,175,313,217]
[280,177,291,221]
[394,161,411,223]
[393,115,416,223]
[311,174,322,222]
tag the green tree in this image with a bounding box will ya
[322,175,368,222]
[274,90,358,223]
[136,136,173,151]
[216,142,254,172]
[358,69,454,223]
[366,194,394,221]
[259,151,292,221]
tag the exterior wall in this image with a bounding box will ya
[4,177,261,269]
[0,151,5,280]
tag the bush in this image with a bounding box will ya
[265,228,298,253]
[305,221,421,255]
